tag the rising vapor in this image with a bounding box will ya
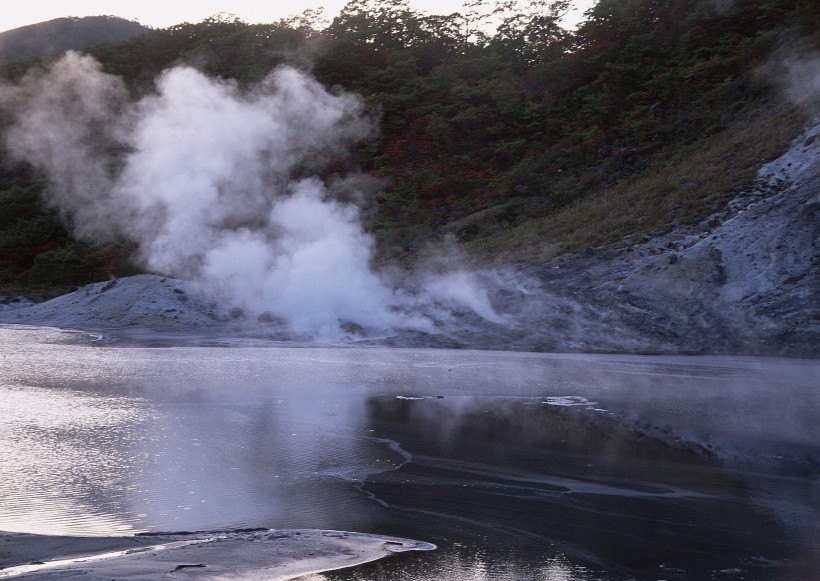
[1,52,505,339]
[764,47,820,116]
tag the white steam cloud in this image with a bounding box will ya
[769,48,820,116]
[1,52,505,339]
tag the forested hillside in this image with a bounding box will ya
[0,0,817,296]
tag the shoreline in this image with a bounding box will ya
[0,529,436,579]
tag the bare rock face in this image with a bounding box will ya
[617,122,819,355]
[507,120,820,356]
[629,133,819,308]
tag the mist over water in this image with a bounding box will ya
[0,52,504,339]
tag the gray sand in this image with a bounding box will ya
[0,529,435,579]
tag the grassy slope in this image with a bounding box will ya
[466,100,809,263]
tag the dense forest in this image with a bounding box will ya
[0,0,818,296]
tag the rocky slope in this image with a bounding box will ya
[1,120,817,356]
[502,119,820,356]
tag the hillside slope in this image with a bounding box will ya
[0,16,148,63]
[2,120,817,355]
[1,0,814,294]
[0,2,817,355]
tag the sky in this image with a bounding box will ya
[1,1,597,33]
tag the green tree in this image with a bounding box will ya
[492,0,571,68]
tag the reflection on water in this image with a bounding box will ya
[0,385,146,535]
[0,325,818,578]
[303,547,595,581]
[349,395,820,579]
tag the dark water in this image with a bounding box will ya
[1,325,818,579]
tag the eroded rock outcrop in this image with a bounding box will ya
[511,120,820,356]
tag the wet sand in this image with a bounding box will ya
[0,529,435,579]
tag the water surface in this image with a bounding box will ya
[1,325,818,579]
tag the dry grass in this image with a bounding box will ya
[469,101,807,263]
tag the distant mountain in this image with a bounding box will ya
[0,16,148,63]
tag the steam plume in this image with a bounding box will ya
[768,48,820,116]
[1,52,505,339]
